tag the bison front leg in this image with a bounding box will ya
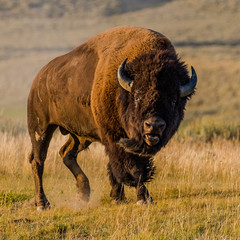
[136,183,153,205]
[108,164,125,203]
[129,160,154,205]
[59,134,90,202]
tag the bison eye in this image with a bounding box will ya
[134,96,140,102]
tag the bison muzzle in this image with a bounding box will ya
[27,26,197,210]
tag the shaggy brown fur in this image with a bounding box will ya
[27,26,195,209]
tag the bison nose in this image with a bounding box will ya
[143,118,166,146]
[144,119,166,135]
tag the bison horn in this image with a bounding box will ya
[117,58,133,92]
[180,66,197,98]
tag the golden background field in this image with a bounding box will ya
[1,0,240,123]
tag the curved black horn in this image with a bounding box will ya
[180,66,197,98]
[117,58,133,92]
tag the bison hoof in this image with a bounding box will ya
[137,197,153,205]
[36,200,51,211]
[137,200,146,205]
[78,193,90,202]
[37,206,46,211]
[112,199,128,205]
[37,203,50,211]
[113,199,120,205]
[146,196,153,204]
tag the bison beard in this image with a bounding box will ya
[27,26,197,209]
[118,137,161,157]
[107,146,156,186]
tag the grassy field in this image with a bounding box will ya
[1,0,240,239]
[1,127,240,239]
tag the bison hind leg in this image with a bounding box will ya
[29,124,57,210]
[59,133,91,202]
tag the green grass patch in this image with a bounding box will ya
[178,121,240,142]
[0,191,31,206]
[2,198,240,239]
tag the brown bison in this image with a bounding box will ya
[27,26,197,210]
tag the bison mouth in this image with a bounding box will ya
[118,136,162,157]
[143,134,160,146]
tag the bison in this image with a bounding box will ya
[27,26,197,210]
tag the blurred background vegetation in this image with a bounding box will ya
[0,0,240,136]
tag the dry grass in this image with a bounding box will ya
[1,129,240,238]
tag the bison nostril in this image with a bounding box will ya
[158,122,166,131]
[144,119,166,134]
[145,121,152,128]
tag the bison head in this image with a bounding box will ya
[117,50,197,157]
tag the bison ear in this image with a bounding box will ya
[180,66,197,98]
[117,58,134,92]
